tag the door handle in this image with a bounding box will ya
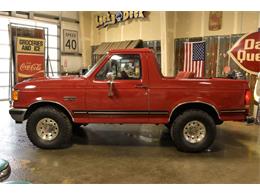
[135,84,148,89]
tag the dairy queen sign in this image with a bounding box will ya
[228,31,260,75]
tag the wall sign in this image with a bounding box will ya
[96,11,145,29]
[16,37,45,54]
[16,54,45,82]
[228,31,260,75]
[15,35,45,82]
[209,11,222,31]
[63,29,79,53]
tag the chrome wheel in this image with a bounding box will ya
[183,120,206,144]
[36,118,59,141]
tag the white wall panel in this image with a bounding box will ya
[61,55,82,73]
[60,21,82,73]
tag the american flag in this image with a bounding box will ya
[183,41,206,77]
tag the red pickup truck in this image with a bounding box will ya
[9,48,252,152]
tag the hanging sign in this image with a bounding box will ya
[63,29,79,53]
[96,11,145,29]
[16,37,45,54]
[15,35,45,82]
[16,54,45,82]
[228,31,260,75]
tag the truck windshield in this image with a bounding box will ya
[84,55,107,78]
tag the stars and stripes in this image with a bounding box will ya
[183,41,206,78]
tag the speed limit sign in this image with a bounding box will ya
[63,29,79,53]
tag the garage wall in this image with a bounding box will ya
[80,11,174,76]
[172,12,260,77]
[175,11,260,38]
[35,11,79,20]
[90,12,162,45]
[79,11,260,76]
[60,21,82,73]
[30,11,82,74]
[79,12,92,67]
[0,11,82,100]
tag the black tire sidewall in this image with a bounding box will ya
[171,110,216,152]
[26,107,72,149]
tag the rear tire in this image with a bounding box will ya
[26,106,72,149]
[171,110,216,152]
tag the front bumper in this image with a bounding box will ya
[9,108,27,123]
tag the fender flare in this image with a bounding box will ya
[25,100,74,122]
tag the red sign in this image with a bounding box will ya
[16,54,45,82]
[228,32,260,75]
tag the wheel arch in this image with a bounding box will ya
[169,102,222,125]
[24,101,74,122]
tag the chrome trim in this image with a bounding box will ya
[220,109,246,113]
[0,163,11,182]
[183,120,206,144]
[88,111,149,115]
[150,111,168,115]
[36,117,59,141]
[27,100,74,122]
[63,96,77,101]
[74,111,87,114]
[168,101,221,122]
[73,111,168,115]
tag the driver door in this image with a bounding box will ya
[85,53,149,123]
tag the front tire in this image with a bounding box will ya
[26,107,72,149]
[171,110,216,152]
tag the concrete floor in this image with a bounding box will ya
[0,101,260,183]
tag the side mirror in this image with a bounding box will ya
[106,72,115,97]
[106,72,115,81]
[0,159,11,182]
[79,68,88,75]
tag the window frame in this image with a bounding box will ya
[95,54,142,81]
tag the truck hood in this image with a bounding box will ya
[14,75,86,90]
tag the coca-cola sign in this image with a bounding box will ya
[228,32,260,75]
[16,54,44,82]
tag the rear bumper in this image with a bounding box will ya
[9,108,27,123]
[246,116,255,124]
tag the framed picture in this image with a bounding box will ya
[209,11,223,31]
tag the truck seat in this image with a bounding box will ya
[175,71,195,79]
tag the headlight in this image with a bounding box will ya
[12,90,19,101]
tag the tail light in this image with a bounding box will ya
[245,89,251,108]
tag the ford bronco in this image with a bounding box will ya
[9,48,252,152]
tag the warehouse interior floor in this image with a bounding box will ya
[1,101,260,184]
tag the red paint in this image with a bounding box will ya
[245,89,251,106]
[16,54,45,82]
[13,48,250,124]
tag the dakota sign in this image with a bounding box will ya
[228,32,260,75]
[16,54,45,82]
[16,37,45,54]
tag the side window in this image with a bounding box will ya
[95,54,141,80]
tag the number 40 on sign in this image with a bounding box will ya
[63,29,78,53]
